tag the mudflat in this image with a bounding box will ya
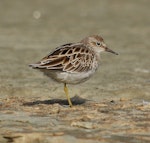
[0,0,149,142]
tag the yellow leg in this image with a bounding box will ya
[64,83,73,107]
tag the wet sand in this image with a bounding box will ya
[0,0,150,142]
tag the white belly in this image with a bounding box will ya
[41,69,97,84]
[57,70,96,84]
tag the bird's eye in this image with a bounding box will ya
[96,42,101,46]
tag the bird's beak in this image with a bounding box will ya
[105,47,118,55]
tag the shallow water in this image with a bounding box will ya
[0,0,150,142]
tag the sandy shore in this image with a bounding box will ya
[0,0,150,142]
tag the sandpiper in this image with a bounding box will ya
[29,35,118,107]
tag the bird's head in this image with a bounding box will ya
[81,35,118,55]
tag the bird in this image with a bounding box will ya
[29,35,118,107]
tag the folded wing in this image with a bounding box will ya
[29,43,95,73]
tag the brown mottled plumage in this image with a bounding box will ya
[29,35,118,107]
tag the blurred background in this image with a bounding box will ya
[0,0,150,142]
[0,0,149,100]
